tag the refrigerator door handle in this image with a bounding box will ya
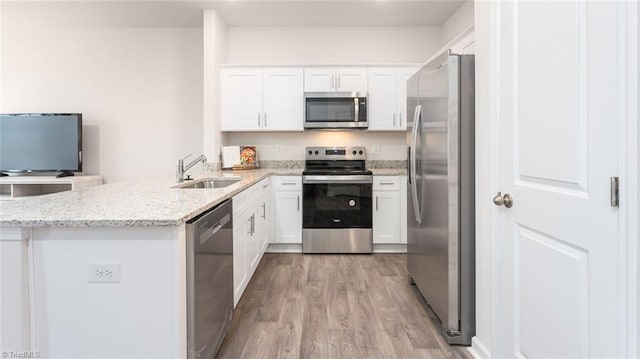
[410,105,422,223]
[407,146,411,185]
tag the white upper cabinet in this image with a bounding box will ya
[334,67,368,92]
[303,67,335,92]
[304,67,367,93]
[367,67,417,131]
[220,68,263,131]
[221,67,303,132]
[262,68,304,131]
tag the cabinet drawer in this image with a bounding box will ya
[373,176,400,191]
[273,176,302,191]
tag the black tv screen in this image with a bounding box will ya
[0,113,82,173]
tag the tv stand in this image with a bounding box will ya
[0,175,102,200]
[56,171,75,178]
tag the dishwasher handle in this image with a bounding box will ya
[197,213,230,246]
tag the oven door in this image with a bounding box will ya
[302,175,372,228]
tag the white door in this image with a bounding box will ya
[335,67,367,93]
[263,68,304,131]
[274,191,302,244]
[367,68,397,131]
[304,67,335,92]
[495,2,623,357]
[220,68,262,131]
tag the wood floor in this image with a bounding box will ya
[215,253,472,359]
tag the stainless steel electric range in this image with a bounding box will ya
[302,146,373,254]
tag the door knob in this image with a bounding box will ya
[493,192,514,208]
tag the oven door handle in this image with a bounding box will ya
[303,175,373,184]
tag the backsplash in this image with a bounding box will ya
[204,160,405,172]
[259,160,305,169]
[366,160,407,169]
[225,132,407,162]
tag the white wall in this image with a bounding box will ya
[203,10,228,163]
[227,131,406,161]
[441,1,474,47]
[227,26,440,65]
[1,3,203,183]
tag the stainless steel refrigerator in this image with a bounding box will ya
[406,51,475,345]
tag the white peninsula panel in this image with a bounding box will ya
[30,226,187,359]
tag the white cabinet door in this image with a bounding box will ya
[367,67,416,131]
[373,176,403,244]
[304,67,335,92]
[220,68,262,131]
[274,191,302,244]
[247,212,261,276]
[373,191,401,244]
[335,67,367,92]
[367,68,398,131]
[395,68,416,131]
[255,180,270,253]
[233,213,250,307]
[263,68,304,131]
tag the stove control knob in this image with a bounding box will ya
[352,150,357,155]
[358,150,363,155]
[314,151,319,155]
[308,150,312,155]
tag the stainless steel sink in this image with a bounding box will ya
[178,179,241,189]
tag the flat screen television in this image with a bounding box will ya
[0,113,82,176]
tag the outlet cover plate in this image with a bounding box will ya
[88,261,121,283]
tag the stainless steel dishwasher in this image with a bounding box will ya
[186,199,233,359]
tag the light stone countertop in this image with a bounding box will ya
[370,168,407,176]
[0,167,405,228]
[0,169,301,228]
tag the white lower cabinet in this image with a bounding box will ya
[373,176,407,244]
[273,176,302,244]
[232,178,270,307]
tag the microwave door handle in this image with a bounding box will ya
[354,97,359,122]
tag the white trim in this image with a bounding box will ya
[265,243,302,253]
[624,1,640,356]
[372,244,406,253]
[27,231,36,352]
[469,337,492,359]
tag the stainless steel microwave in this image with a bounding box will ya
[304,92,367,129]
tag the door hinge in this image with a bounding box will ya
[610,176,619,208]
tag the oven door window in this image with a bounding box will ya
[306,98,355,123]
[303,183,372,228]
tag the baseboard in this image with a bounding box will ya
[266,243,407,254]
[266,243,302,253]
[372,244,407,253]
[468,337,491,359]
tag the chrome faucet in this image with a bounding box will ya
[177,154,207,183]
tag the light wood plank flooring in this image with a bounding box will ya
[216,253,472,359]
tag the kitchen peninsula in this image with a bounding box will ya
[0,167,405,358]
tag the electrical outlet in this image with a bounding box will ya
[88,262,121,283]
[372,144,380,155]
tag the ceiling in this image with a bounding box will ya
[2,0,467,27]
